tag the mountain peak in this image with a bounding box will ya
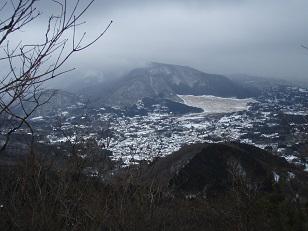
[79,63,260,107]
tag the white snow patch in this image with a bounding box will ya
[288,172,295,179]
[273,172,280,183]
[178,95,256,114]
[30,116,44,121]
[283,155,299,163]
[299,88,308,93]
[283,111,308,116]
[61,111,69,116]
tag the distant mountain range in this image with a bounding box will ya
[227,74,294,90]
[21,63,265,116]
[78,63,260,107]
[17,89,85,117]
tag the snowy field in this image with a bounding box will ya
[178,95,256,114]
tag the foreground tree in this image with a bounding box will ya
[0,0,112,151]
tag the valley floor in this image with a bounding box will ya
[1,85,308,170]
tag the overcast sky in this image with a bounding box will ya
[29,0,308,81]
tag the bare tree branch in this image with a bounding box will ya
[0,0,112,152]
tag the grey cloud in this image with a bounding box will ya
[32,0,308,82]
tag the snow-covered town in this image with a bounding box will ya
[16,84,307,171]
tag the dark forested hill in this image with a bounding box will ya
[139,142,308,199]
